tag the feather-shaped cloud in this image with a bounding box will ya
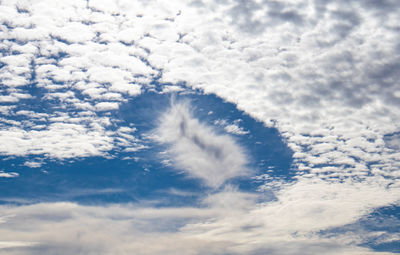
[154,100,249,188]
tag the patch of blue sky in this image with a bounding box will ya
[126,91,294,191]
[359,205,400,253]
[319,205,400,253]
[0,89,294,207]
[0,155,201,206]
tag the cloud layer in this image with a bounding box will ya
[0,180,398,255]
[0,0,398,182]
[0,0,399,254]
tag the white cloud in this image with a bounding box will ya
[0,123,114,159]
[0,171,19,178]
[109,83,141,96]
[0,1,399,253]
[0,241,38,249]
[51,22,95,44]
[0,95,19,103]
[160,85,185,94]
[154,100,249,188]
[94,102,119,112]
[214,119,249,135]
[225,123,249,135]
[0,180,398,255]
[23,161,42,168]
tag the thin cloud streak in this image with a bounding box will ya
[0,180,398,255]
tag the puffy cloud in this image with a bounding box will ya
[224,124,249,135]
[148,0,400,183]
[0,123,113,159]
[23,161,42,168]
[94,102,119,112]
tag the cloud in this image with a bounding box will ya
[153,100,249,188]
[0,202,225,255]
[0,171,19,178]
[23,161,42,168]
[214,119,249,135]
[152,0,400,183]
[0,0,158,161]
[1,0,397,178]
[94,102,119,112]
[384,133,400,151]
[227,0,305,34]
[224,124,249,135]
[0,241,37,250]
[0,123,114,159]
[0,0,399,253]
[0,179,398,255]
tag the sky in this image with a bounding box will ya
[0,0,399,254]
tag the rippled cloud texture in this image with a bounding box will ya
[0,0,399,254]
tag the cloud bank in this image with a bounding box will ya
[0,180,398,255]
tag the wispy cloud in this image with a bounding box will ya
[0,241,38,250]
[153,99,249,188]
[0,180,398,255]
[0,171,19,178]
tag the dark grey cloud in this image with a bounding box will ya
[362,0,400,15]
[384,133,400,151]
[228,0,305,34]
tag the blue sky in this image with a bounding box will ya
[0,91,293,205]
[0,0,399,254]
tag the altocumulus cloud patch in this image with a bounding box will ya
[1,0,400,254]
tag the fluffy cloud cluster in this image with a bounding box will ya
[1,0,399,181]
[152,0,400,183]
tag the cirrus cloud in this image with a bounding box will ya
[153,100,249,188]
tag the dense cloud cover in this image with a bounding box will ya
[0,0,399,254]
